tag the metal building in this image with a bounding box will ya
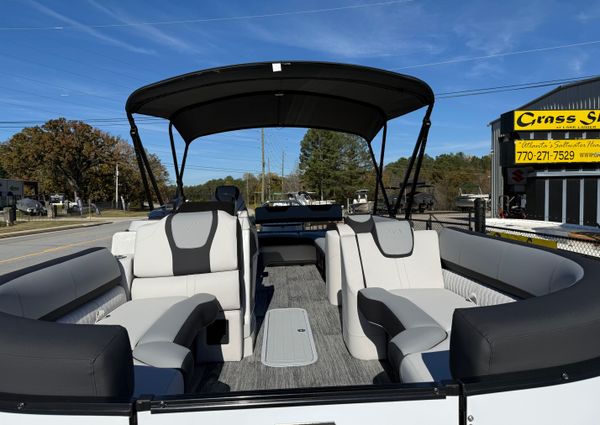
[490,77,600,226]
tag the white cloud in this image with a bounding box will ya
[27,0,155,55]
[86,0,200,53]
[239,2,441,59]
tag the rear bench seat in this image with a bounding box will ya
[0,247,218,396]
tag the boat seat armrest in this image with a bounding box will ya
[133,341,194,383]
[389,326,447,358]
[138,293,219,348]
[358,287,440,336]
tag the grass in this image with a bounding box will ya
[98,209,148,218]
[0,220,85,235]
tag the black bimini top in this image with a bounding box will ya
[125,61,434,143]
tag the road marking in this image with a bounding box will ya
[0,235,111,264]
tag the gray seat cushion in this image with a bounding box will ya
[314,237,326,253]
[358,287,468,383]
[98,294,218,349]
[137,293,219,348]
[399,341,452,383]
[133,341,194,380]
[358,287,443,336]
[388,288,474,331]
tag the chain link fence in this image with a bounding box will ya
[411,213,600,258]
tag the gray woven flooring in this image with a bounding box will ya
[197,265,391,393]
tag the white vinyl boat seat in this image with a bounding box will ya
[98,293,218,384]
[313,236,326,253]
[357,287,472,382]
[132,205,241,309]
[0,247,219,397]
[131,200,254,361]
[339,215,475,383]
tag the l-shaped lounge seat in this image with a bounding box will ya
[0,247,219,397]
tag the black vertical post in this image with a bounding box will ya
[128,115,154,211]
[404,104,433,220]
[169,122,184,201]
[179,143,190,191]
[393,103,434,216]
[367,141,393,216]
[377,123,394,217]
[474,198,486,233]
[137,135,165,207]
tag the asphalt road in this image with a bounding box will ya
[0,221,131,275]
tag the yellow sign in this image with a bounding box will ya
[515,139,600,164]
[514,110,600,131]
[488,231,557,249]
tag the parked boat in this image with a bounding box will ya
[455,185,490,211]
[349,189,373,214]
[1,61,599,424]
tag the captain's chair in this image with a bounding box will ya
[131,202,247,361]
[339,215,472,370]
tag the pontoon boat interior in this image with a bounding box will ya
[1,62,600,421]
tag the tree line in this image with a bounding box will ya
[384,153,491,210]
[1,119,491,211]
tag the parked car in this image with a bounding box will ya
[16,198,46,215]
[148,203,174,220]
[17,198,46,215]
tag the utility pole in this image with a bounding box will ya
[268,156,271,200]
[261,128,265,204]
[245,174,249,206]
[281,150,285,194]
[115,163,119,210]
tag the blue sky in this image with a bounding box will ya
[0,0,599,184]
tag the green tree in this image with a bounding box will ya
[0,118,169,207]
[384,152,491,210]
[299,129,371,202]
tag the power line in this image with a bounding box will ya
[0,71,127,105]
[1,51,135,91]
[0,73,597,130]
[437,75,598,99]
[0,1,414,31]
[395,39,600,70]
[2,39,147,84]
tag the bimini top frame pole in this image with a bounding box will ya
[392,103,434,219]
[125,61,434,212]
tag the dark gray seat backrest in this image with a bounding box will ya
[214,185,246,213]
[439,228,583,297]
[0,311,133,399]
[0,248,123,320]
[345,215,414,257]
[0,248,133,399]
